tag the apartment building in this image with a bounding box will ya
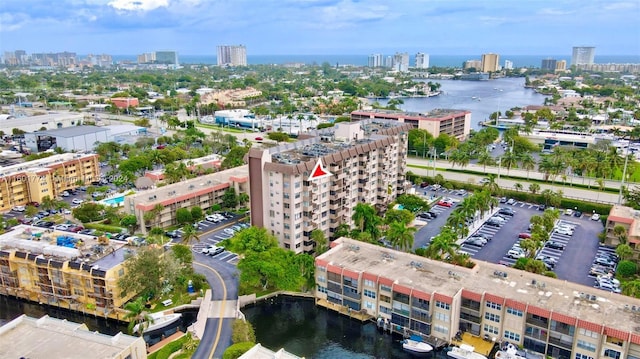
[248,120,412,254]
[415,53,430,69]
[351,109,471,141]
[217,45,247,67]
[605,205,640,252]
[0,315,147,359]
[481,53,500,73]
[316,238,640,359]
[125,166,249,232]
[0,153,100,211]
[368,54,384,68]
[0,225,135,317]
[572,47,596,66]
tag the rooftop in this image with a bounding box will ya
[267,120,409,165]
[32,125,109,138]
[0,111,84,129]
[239,343,303,359]
[352,108,470,120]
[129,165,249,210]
[0,225,128,271]
[319,237,640,334]
[0,315,144,359]
[0,152,97,178]
[609,205,640,238]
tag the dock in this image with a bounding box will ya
[315,298,373,322]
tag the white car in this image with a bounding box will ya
[507,248,525,259]
[12,206,26,212]
[591,213,601,221]
[63,209,72,214]
[564,209,574,216]
[53,224,71,231]
[555,227,574,236]
[61,191,70,197]
[72,199,84,205]
[506,198,516,205]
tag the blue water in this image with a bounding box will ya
[109,54,640,68]
[102,195,124,206]
[371,77,548,130]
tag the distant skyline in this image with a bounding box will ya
[1,0,638,56]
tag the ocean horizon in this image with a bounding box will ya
[109,54,640,68]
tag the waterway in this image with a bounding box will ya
[244,295,451,359]
[371,77,548,131]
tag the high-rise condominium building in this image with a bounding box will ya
[572,47,595,65]
[392,52,410,72]
[415,53,430,69]
[217,45,247,66]
[541,58,557,71]
[248,120,412,254]
[463,60,482,70]
[481,53,500,72]
[504,60,513,70]
[556,60,567,72]
[368,54,384,67]
[155,51,179,65]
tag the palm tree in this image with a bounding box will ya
[446,210,468,238]
[310,229,328,255]
[529,183,540,195]
[386,221,416,251]
[519,153,536,179]
[621,280,640,298]
[501,151,519,173]
[477,150,495,171]
[425,227,459,260]
[613,225,628,245]
[483,174,501,195]
[124,297,153,336]
[616,244,634,261]
[40,195,55,211]
[514,183,523,192]
[181,224,200,245]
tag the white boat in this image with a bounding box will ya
[447,344,488,359]
[402,335,433,354]
[495,343,526,359]
[133,312,182,334]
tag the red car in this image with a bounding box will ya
[437,200,453,207]
[26,201,39,207]
[255,136,263,141]
[518,233,532,239]
[68,225,84,233]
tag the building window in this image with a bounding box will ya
[379,295,391,303]
[604,349,621,359]
[507,307,523,317]
[579,328,598,339]
[504,331,521,342]
[436,301,450,310]
[484,313,500,323]
[484,324,499,335]
[435,312,449,322]
[365,301,373,309]
[379,306,391,314]
[380,285,391,292]
[575,354,594,359]
[364,289,376,299]
[434,325,449,335]
[317,276,325,283]
[364,279,374,287]
[486,301,502,310]
[317,286,327,293]
[577,340,596,352]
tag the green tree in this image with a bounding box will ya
[384,208,415,225]
[181,224,200,245]
[616,244,634,261]
[352,203,382,240]
[529,183,541,195]
[123,296,153,336]
[222,188,239,208]
[267,132,290,142]
[191,206,204,221]
[72,202,105,223]
[25,205,38,218]
[310,229,328,255]
[425,227,459,260]
[118,246,176,299]
[120,214,138,234]
[617,260,637,278]
[613,225,628,245]
[386,221,416,251]
[220,146,249,170]
[176,208,193,225]
[483,174,501,195]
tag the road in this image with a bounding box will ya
[407,157,621,204]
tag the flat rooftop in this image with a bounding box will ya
[0,315,142,359]
[353,108,470,120]
[609,205,640,238]
[319,238,640,334]
[239,343,303,359]
[0,112,84,129]
[0,152,97,177]
[33,125,109,137]
[268,119,407,165]
[0,225,128,270]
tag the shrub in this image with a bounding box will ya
[617,260,637,278]
[231,319,256,344]
[84,222,126,234]
[148,336,188,359]
[223,342,256,359]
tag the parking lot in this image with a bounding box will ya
[189,221,247,266]
[412,188,607,288]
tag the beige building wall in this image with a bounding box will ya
[481,53,500,72]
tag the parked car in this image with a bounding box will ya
[255,136,263,141]
[26,201,40,207]
[209,246,225,256]
[165,230,181,239]
[34,221,54,228]
[574,211,583,218]
[591,213,601,221]
[564,209,574,216]
[465,237,487,247]
[485,219,501,227]
[417,212,432,220]
[72,198,84,205]
[11,206,25,212]
[545,241,565,250]
[79,229,96,235]
[437,200,453,207]
[507,249,525,259]
[201,245,216,254]
[427,211,438,218]
[518,233,532,239]
[498,208,515,216]
[538,204,546,211]
[594,257,616,268]
[68,225,84,233]
[506,198,516,205]
[61,191,70,197]
[420,182,429,188]
[554,227,574,236]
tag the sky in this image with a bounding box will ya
[0,0,639,56]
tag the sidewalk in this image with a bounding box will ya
[408,158,621,205]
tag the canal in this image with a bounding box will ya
[244,295,452,359]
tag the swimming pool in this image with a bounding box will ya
[101,195,125,207]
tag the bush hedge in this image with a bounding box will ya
[148,336,188,359]
[84,222,126,234]
[223,342,255,359]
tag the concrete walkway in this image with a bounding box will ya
[408,158,622,204]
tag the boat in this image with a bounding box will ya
[402,334,433,354]
[495,343,526,359]
[133,312,182,334]
[447,344,488,359]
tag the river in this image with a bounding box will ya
[244,295,451,359]
[371,77,548,130]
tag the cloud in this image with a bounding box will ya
[107,0,169,12]
[603,1,637,10]
[538,8,574,16]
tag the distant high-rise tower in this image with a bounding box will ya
[541,58,557,71]
[155,51,179,65]
[415,53,430,69]
[217,45,247,66]
[392,52,409,72]
[481,53,500,72]
[504,60,513,70]
[556,60,567,72]
[572,47,595,65]
[368,54,383,67]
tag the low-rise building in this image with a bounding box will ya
[605,205,640,251]
[248,120,411,254]
[0,314,147,359]
[238,343,302,359]
[144,154,222,182]
[351,109,471,141]
[316,237,640,359]
[24,125,147,153]
[0,153,100,211]
[0,225,135,317]
[125,166,249,231]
